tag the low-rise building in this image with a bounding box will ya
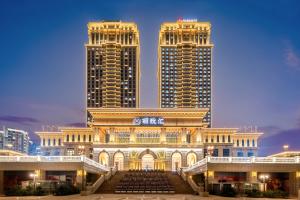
[36,108,262,171]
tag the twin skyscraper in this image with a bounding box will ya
[86,19,213,126]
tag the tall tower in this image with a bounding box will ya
[86,21,140,120]
[158,19,213,126]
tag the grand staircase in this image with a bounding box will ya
[95,171,194,194]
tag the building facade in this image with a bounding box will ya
[86,21,140,117]
[0,127,30,154]
[158,19,213,126]
[37,108,262,171]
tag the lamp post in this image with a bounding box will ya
[78,145,85,155]
[259,174,269,192]
[29,172,38,190]
[205,145,214,192]
[283,144,289,152]
[207,145,214,156]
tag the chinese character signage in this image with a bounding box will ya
[133,117,164,126]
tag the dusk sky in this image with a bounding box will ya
[0,0,300,155]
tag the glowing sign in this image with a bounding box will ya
[177,18,198,22]
[133,117,164,126]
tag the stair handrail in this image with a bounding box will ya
[187,175,201,192]
[85,175,105,194]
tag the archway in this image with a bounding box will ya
[114,152,124,171]
[99,152,109,166]
[141,154,154,170]
[187,152,197,167]
[171,152,182,171]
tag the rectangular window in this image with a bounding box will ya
[223,149,230,157]
[212,149,218,157]
[237,152,244,157]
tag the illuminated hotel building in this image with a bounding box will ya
[158,19,213,126]
[86,21,140,121]
[36,19,262,171]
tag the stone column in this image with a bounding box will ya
[0,171,4,195]
[247,171,257,183]
[196,128,202,144]
[289,172,300,197]
[37,170,46,181]
[181,128,187,143]
[206,171,214,192]
[130,128,135,144]
[160,128,166,144]
[76,169,86,191]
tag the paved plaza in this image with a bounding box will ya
[0,194,297,200]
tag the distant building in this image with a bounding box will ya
[0,127,30,154]
[28,141,41,155]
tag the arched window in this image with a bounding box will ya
[187,152,197,167]
[53,139,56,146]
[228,135,231,143]
[171,152,182,171]
[247,139,250,147]
[48,139,51,146]
[222,135,225,143]
[242,139,245,147]
[89,135,92,142]
[78,134,80,142]
[217,135,220,143]
[237,140,239,146]
[66,135,69,142]
[43,139,45,146]
[83,135,86,142]
[72,135,75,142]
[252,139,255,147]
[58,139,61,146]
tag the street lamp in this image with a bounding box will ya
[207,145,214,156]
[283,144,289,151]
[78,145,85,155]
[259,174,269,192]
[29,172,38,190]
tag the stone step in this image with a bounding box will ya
[96,171,194,194]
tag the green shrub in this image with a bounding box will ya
[5,185,47,196]
[33,186,47,196]
[54,184,80,196]
[263,190,289,198]
[220,186,237,197]
[245,189,262,198]
[245,189,289,198]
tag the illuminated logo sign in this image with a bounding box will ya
[177,17,198,22]
[133,117,164,126]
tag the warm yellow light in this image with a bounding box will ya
[208,171,214,177]
[296,171,300,178]
[251,171,257,177]
[283,144,289,151]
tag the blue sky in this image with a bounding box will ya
[0,0,300,155]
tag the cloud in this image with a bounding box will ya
[0,115,40,125]
[64,122,86,127]
[259,125,281,139]
[284,42,300,70]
